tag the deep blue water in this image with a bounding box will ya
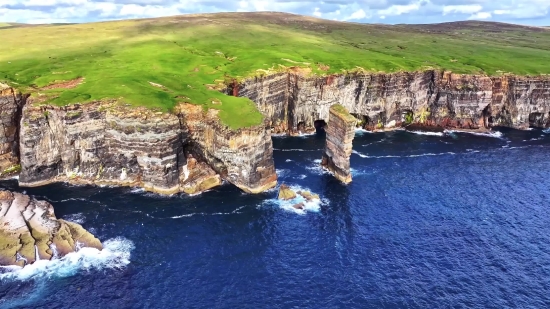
[1,128,550,308]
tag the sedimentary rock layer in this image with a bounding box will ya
[0,83,24,177]
[175,103,277,193]
[233,70,550,132]
[0,190,102,266]
[322,105,356,184]
[15,100,276,195]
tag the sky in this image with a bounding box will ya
[0,0,549,26]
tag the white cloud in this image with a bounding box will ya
[345,8,367,20]
[377,0,426,17]
[442,4,482,16]
[0,0,548,25]
[469,11,491,20]
[313,7,321,17]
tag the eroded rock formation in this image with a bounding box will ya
[0,83,24,178]
[233,70,550,133]
[175,103,277,193]
[321,105,355,184]
[14,99,276,195]
[0,190,102,266]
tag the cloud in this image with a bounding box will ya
[469,11,491,20]
[442,4,482,15]
[0,0,548,25]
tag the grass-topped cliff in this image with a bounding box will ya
[1,12,550,129]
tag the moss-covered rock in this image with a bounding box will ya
[278,184,297,200]
[0,190,103,266]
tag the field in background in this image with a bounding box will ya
[1,12,550,128]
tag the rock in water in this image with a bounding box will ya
[0,190,102,266]
[322,104,356,184]
[278,184,297,200]
[297,191,320,201]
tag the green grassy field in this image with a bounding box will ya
[1,12,550,129]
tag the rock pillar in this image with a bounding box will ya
[321,104,356,184]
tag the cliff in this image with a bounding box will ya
[0,69,549,195]
[12,99,275,195]
[0,190,102,266]
[175,103,277,193]
[233,70,550,133]
[0,83,24,177]
[322,105,356,184]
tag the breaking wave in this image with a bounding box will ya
[406,130,445,136]
[261,184,326,215]
[352,150,456,159]
[62,213,86,224]
[0,237,134,282]
[445,130,504,139]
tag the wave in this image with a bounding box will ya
[352,150,456,159]
[62,213,86,224]
[273,148,322,152]
[261,184,326,215]
[543,128,550,134]
[406,130,444,136]
[170,206,245,219]
[354,128,374,135]
[445,130,504,139]
[0,237,134,282]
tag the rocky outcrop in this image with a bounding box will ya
[0,190,102,266]
[175,103,277,194]
[321,105,355,184]
[0,84,24,178]
[232,70,550,133]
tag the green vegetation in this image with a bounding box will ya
[1,13,550,128]
[1,164,21,175]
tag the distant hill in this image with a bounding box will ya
[1,12,549,128]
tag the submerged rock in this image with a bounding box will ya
[297,191,320,201]
[0,190,102,266]
[278,184,297,200]
[321,104,356,184]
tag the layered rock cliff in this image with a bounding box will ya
[322,105,356,184]
[13,99,275,195]
[175,103,277,193]
[232,70,550,133]
[0,83,24,177]
[0,190,102,266]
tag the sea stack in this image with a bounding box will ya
[321,104,356,184]
[0,190,102,267]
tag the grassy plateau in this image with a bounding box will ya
[1,12,550,128]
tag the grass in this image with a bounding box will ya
[1,12,550,128]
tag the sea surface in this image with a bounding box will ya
[1,128,550,308]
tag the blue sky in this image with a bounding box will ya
[0,0,549,26]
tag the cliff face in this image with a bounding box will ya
[233,70,550,132]
[322,105,356,184]
[15,100,275,195]
[0,84,24,177]
[0,190,102,266]
[175,103,277,194]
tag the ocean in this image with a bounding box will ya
[1,128,550,308]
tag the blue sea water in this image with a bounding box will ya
[1,128,550,308]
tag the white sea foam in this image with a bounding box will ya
[0,237,134,282]
[273,148,321,152]
[262,184,325,215]
[295,174,307,180]
[445,130,504,139]
[354,128,374,135]
[406,130,445,136]
[351,150,456,159]
[62,213,86,224]
[285,159,293,162]
[543,128,550,134]
[130,187,145,194]
[276,169,290,177]
[352,150,369,158]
